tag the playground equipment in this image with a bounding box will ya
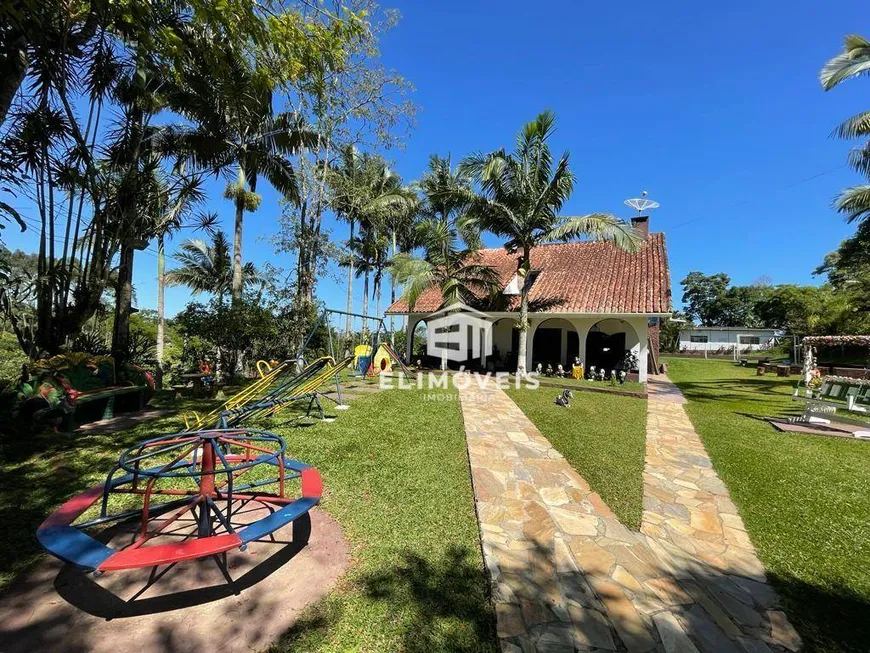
[298,308,410,379]
[182,308,405,431]
[217,356,353,427]
[36,428,321,573]
[369,342,411,377]
[183,356,352,430]
[353,344,373,375]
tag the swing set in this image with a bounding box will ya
[297,309,411,378]
[182,309,408,431]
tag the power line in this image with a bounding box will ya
[11,213,161,260]
[668,164,848,230]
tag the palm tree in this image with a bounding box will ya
[392,154,499,311]
[458,110,640,375]
[328,150,416,329]
[821,35,870,224]
[153,195,211,388]
[165,231,263,305]
[162,38,316,306]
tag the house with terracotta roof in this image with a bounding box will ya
[385,216,672,383]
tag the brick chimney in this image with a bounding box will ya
[631,215,649,240]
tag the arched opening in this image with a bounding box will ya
[531,318,580,371]
[585,319,639,374]
[491,318,519,371]
[409,319,428,366]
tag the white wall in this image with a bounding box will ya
[492,318,515,357]
[404,312,651,382]
[678,329,779,352]
[526,315,649,382]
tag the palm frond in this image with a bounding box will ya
[247,153,299,203]
[391,253,436,311]
[820,34,870,90]
[834,109,870,140]
[541,214,642,252]
[834,184,870,223]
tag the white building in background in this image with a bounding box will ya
[678,326,783,352]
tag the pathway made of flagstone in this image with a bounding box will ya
[459,374,800,653]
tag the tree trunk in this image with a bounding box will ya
[362,269,369,335]
[390,231,397,345]
[111,243,135,374]
[375,279,381,319]
[0,34,27,129]
[295,201,316,306]
[345,218,355,336]
[515,252,531,376]
[231,165,246,306]
[156,233,166,389]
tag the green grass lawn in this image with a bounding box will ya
[522,375,646,394]
[505,387,647,529]
[0,388,496,652]
[664,357,870,653]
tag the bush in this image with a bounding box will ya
[176,299,278,380]
[0,331,29,385]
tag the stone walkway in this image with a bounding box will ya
[459,375,801,653]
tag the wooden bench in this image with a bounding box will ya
[62,384,146,431]
[16,353,155,431]
[793,377,870,422]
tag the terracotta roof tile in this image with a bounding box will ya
[386,233,671,315]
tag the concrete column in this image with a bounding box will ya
[525,318,542,373]
[626,316,649,383]
[570,318,592,367]
[560,327,568,366]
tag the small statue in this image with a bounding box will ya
[536,362,543,374]
[554,389,573,408]
[597,368,606,381]
[545,363,554,377]
[588,365,596,380]
[618,370,627,385]
[574,357,582,367]
[556,363,564,377]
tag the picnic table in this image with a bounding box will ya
[180,373,209,396]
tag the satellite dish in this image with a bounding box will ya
[624,191,660,215]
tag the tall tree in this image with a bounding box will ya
[680,272,730,325]
[164,231,263,305]
[0,0,278,357]
[161,37,316,307]
[273,0,415,329]
[392,154,498,311]
[328,150,416,327]
[458,111,640,374]
[151,183,208,388]
[815,220,870,313]
[821,35,870,224]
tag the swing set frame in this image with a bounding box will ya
[297,309,405,380]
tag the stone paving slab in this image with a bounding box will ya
[458,374,800,653]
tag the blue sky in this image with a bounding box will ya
[3,0,868,318]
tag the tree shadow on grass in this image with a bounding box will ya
[360,545,497,652]
[273,544,498,652]
[669,378,797,407]
[770,571,870,653]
